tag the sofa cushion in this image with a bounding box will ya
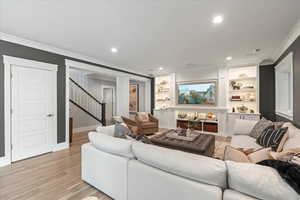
[128,160,223,200]
[132,142,227,188]
[96,125,115,136]
[233,119,258,135]
[223,190,259,200]
[89,132,134,159]
[226,161,299,200]
[231,135,262,150]
[249,118,273,138]
[256,127,288,151]
[282,123,300,150]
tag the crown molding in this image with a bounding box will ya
[0,32,147,76]
[272,19,300,62]
[225,57,261,68]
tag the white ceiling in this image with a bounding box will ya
[1,0,300,75]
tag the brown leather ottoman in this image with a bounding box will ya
[150,131,215,157]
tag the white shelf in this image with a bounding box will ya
[229,88,256,93]
[228,112,260,115]
[227,66,259,114]
[176,119,218,123]
[230,100,256,103]
[169,106,227,112]
[229,77,256,82]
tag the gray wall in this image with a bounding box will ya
[274,36,300,127]
[259,64,276,121]
[0,39,152,157]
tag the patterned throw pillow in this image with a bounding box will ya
[256,127,289,151]
[249,118,273,138]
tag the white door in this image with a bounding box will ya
[11,65,56,162]
[103,88,114,125]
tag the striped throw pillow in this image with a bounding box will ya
[256,127,288,151]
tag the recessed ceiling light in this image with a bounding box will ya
[111,47,118,53]
[226,56,233,61]
[158,67,164,71]
[213,15,224,24]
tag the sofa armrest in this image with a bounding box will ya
[149,114,158,124]
[122,116,137,127]
[96,125,115,137]
[232,119,258,136]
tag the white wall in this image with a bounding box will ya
[175,67,218,82]
[116,76,130,117]
[130,80,146,112]
[69,69,116,130]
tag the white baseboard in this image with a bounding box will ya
[53,142,69,152]
[0,156,11,167]
[73,125,100,133]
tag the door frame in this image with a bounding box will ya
[65,59,152,139]
[3,55,58,166]
[101,85,116,117]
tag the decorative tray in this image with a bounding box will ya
[166,132,199,142]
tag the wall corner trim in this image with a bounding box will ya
[0,32,146,76]
[0,156,11,167]
[53,142,69,152]
[3,55,58,71]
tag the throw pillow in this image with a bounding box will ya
[282,123,300,151]
[249,118,273,138]
[114,122,131,138]
[224,146,251,163]
[224,146,274,163]
[276,131,289,152]
[247,147,273,163]
[137,112,149,122]
[256,127,289,151]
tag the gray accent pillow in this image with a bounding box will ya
[114,123,130,138]
[249,118,273,138]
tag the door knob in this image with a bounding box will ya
[46,114,54,117]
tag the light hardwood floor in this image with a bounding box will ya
[0,131,112,200]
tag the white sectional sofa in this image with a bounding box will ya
[82,125,299,200]
[231,119,300,151]
[230,119,262,149]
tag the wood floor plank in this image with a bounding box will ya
[0,131,112,200]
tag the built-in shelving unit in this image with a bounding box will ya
[226,65,261,134]
[155,74,175,109]
[176,111,219,133]
[227,66,259,114]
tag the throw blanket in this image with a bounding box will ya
[258,160,300,194]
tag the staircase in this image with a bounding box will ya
[69,78,106,126]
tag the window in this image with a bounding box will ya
[275,52,293,120]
